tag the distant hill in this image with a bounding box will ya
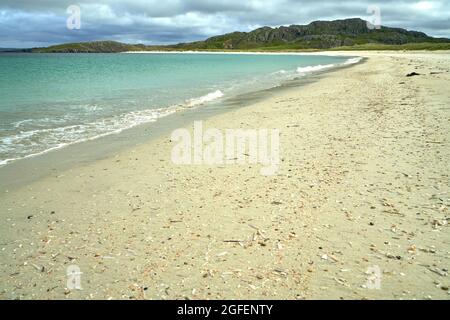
[0,48,31,52]
[26,18,450,53]
[32,41,147,53]
[172,18,450,50]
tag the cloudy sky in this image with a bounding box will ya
[0,0,449,48]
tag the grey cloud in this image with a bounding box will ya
[0,0,449,48]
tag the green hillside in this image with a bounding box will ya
[171,18,450,50]
[29,19,450,53]
[32,41,147,53]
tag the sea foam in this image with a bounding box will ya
[297,64,335,73]
[186,90,224,107]
[0,90,227,166]
[343,57,363,65]
[0,107,178,167]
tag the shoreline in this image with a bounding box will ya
[123,50,339,55]
[0,54,362,192]
[123,49,450,55]
[0,51,449,300]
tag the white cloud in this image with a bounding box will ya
[413,1,434,10]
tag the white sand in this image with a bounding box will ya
[0,51,449,300]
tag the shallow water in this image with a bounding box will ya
[0,52,353,165]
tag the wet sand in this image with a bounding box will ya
[0,51,449,300]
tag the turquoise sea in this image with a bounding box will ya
[0,52,357,165]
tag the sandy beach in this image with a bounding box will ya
[0,51,449,300]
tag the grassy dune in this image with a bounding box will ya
[330,42,450,51]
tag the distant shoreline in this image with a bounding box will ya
[122,50,345,55]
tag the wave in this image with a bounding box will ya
[186,90,224,107]
[0,107,178,166]
[0,90,226,167]
[272,69,288,75]
[75,104,103,112]
[297,64,335,73]
[12,117,70,129]
[295,57,362,74]
[343,57,363,65]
